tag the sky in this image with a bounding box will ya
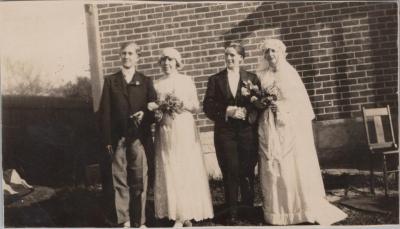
[0,1,90,87]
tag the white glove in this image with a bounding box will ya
[226,106,237,118]
[226,106,246,120]
[147,102,159,111]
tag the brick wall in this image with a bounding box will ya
[96,2,398,132]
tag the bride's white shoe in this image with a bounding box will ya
[183,220,192,227]
[173,220,183,228]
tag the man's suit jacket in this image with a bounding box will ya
[203,68,260,128]
[98,70,157,147]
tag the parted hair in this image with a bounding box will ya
[225,42,246,59]
[120,42,141,56]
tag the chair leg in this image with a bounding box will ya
[382,155,389,197]
[344,173,350,197]
[369,154,375,195]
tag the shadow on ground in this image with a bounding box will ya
[4,176,399,227]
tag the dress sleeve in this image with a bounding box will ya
[182,76,200,113]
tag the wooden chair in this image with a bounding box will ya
[362,105,399,197]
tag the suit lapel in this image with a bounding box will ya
[217,69,233,99]
[236,69,248,98]
[115,71,128,97]
[130,72,143,86]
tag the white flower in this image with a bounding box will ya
[241,87,250,96]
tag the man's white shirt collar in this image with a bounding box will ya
[227,68,240,97]
[227,68,240,76]
[121,67,135,83]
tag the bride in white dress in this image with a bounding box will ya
[148,48,213,227]
[255,39,347,225]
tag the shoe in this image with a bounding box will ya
[226,216,239,226]
[139,225,147,228]
[183,220,192,227]
[123,221,131,228]
[173,220,183,227]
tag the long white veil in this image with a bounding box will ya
[256,38,315,122]
[278,60,315,121]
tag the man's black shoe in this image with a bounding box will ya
[226,216,239,226]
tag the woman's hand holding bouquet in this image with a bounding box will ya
[148,93,184,125]
[242,80,283,125]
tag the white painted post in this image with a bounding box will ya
[84,4,103,112]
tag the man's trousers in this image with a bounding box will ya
[214,125,258,218]
[101,137,148,226]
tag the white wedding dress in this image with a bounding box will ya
[257,62,347,225]
[153,73,214,221]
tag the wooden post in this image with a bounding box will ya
[84,4,103,112]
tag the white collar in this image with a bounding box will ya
[227,68,240,76]
[121,67,136,82]
[165,71,180,78]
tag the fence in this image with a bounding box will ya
[2,96,101,186]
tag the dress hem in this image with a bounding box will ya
[263,206,347,226]
[155,214,214,222]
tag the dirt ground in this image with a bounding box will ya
[4,176,399,227]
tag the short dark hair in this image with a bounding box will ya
[225,42,246,59]
[120,42,141,55]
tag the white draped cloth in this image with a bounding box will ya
[257,61,347,225]
[153,73,214,221]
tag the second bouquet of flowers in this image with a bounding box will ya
[154,92,184,126]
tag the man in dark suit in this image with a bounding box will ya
[98,42,157,228]
[203,43,260,224]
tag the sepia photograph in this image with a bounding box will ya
[1,0,398,227]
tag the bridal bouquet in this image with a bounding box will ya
[264,83,281,107]
[154,93,184,123]
[242,80,282,124]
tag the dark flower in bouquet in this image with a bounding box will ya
[154,93,184,124]
[241,80,261,124]
[242,80,282,123]
[263,83,281,107]
[241,80,261,98]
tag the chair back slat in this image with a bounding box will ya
[373,116,386,144]
[364,107,389,116]
[362,106,396,150]
[370,142,395,149]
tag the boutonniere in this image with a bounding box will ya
[241,80,253,97]
[241,85,250,96]
[241,80,260,97]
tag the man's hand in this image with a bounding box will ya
[226,106,237,119]
[106,145,114,157]
[233,107,247,120]
[226,106,246,120]
[147,102,159,111]
[131,111,144,127]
